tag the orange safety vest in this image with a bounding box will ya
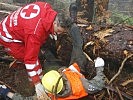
[49,63,88,100]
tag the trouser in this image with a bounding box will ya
[0,38,43,82]
[69,23,87,72]
[0,39,24,62]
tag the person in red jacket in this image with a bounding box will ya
[0,1,71,97]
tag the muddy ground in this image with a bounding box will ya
[0,34,133,100]
[0,2,133,99]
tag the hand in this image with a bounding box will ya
[0,85,10,98]
[35,83,45,97]
[37,92,51,100]
[94,57,105,67]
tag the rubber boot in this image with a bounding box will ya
[69,3,78,23]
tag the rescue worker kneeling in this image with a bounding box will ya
[0,57,106,100]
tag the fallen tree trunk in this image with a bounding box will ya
[0,2,20,11]
[56,24,133,68]
[0,2,21,20]
[82,24,133,68]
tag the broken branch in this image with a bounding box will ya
[0,81,17,92]
[121,79,133,86]
[115,86,124,100]
[108,54,133,84]
[105,85,133,100]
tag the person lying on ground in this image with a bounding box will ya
[0,57,106,100]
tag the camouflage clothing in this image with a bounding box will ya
[12,93,36,100]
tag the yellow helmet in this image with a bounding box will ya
[41,70,63,94]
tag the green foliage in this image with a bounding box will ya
[109,11,133,25]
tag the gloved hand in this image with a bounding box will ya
[0,85,10,99]
[37,92,51,100]
[94,57,105,67]
[35,83,45,97]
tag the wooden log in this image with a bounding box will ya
[105,85,133,100]
[82,24,133,68]
[0,10,10,14]
[0,2,20,11]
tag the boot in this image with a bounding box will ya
[69,3,78,23]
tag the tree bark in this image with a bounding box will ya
[0,2,20,11]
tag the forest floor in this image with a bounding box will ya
[0,50,133,100]
[0,2,133,99]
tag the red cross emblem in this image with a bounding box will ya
[20,4,40,19]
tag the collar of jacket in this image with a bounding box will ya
[57,73,72,97]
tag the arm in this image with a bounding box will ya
[80,57,106,94]
[24,34,42,83]
[24,34,45,96]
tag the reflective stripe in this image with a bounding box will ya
[37,68,42,75]
[25,60,39,70]
[25,64,36,70]
[0,15,22,43]
[44,3,47,8]
[10,11,16,27]
[68,65,82,76]
[27,68,42,77]
[69,65,79,72]
[34,18,41,34]
[28,71,37,77]
[2,16,12,39]
[28,74,43,81]
[0,32,22,43]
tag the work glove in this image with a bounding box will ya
[0,85,10,99]
[37,93,51,100]
[94,57,105,75]
[35,83,45,97]
[94,57,105,67]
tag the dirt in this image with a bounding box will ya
[0,25,133,100]
[0,3,133,99]
[0,55,95,100]
[0,47,133,100]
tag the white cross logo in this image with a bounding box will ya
[20,4,40,19]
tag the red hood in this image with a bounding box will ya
[42,3,57,34]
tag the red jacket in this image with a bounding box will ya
[0,2,57,83]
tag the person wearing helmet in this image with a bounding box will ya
[0,1,71,98]
[41,57,106,100]
[0,57,106,100]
